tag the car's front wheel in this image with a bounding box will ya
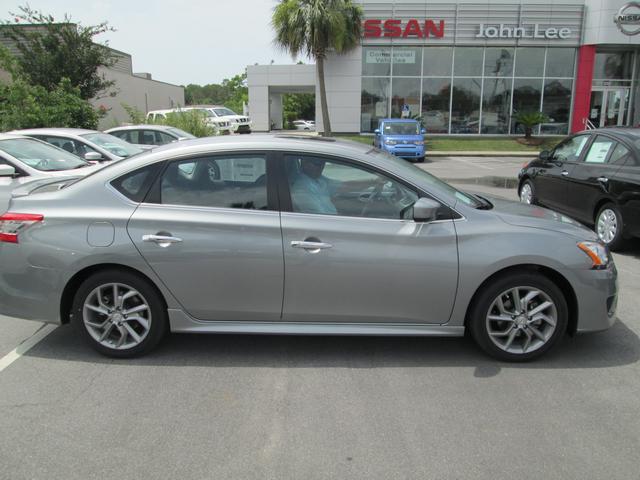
[72,269,168,358]
[519,179,537,205]
[468,272,568,361]
[595,203,625,251]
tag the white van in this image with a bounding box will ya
[146,107,232,134]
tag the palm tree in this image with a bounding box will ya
[273,0,363,136]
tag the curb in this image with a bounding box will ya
[427,151,538,157]
[445,176,520,189]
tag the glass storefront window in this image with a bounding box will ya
[545,48,576,78]
[392,47,422,76]
[541,79,572,134]
[482,77,511,134]
[451,78,481,133]
[454,47,484,76]
[421,78,451,133]
[391,78,421,119]
[514,48,545,77]
[362,47,391,76]
[511,78,543,134]
[593,52,633,80]
[361,77,390,132]
[423,47,453,77]
[484,48,514,77]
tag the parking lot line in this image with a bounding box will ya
[0,324,57,373]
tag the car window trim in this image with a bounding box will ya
[272,150,458,221]
[143,150,280,213]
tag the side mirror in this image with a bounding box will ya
[84,151,103,161]
[412,197,441,223]
[421,128,426,134]
[0,164,16,177]
[374,129,381,135]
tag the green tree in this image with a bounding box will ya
[514,111,549,139]
[0,78,100,130]
[1,5,117,99]
[283,93,315,128]
[273,0,363,136]
[184,73,248,115]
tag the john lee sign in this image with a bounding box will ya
[476,23,572,39]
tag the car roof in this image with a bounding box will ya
[105,125,177,133]
[379,118,418,123]
[9,128,99,137]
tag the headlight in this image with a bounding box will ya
[577,241,610,269]
[385,139,397,145]
[414,140,424,145]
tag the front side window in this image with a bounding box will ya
[284,155,418,219]
[159,155,268,210]
[552,135,590,162]
[584,135,615,164]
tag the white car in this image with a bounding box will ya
[146,108,232,134]
[8,128,144,163]
[105,125,196,147]
[292,120,315,131]
[195,105,252,134]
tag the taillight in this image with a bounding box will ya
[0,213,44,243]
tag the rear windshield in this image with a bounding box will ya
[80,133,143,158]
[0,138,88,171]
[383,122,420,135]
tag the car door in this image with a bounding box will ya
[534,134,591,212]
[564,134,624,223]
[278,152,459,325]
[609,147,640,238]
[127,152,284,321]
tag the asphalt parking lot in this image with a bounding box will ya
[1,156,639,480]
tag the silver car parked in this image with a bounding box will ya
[0,136,617,361]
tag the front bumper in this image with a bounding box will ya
[383,144,425,159]
[574,262,618,333]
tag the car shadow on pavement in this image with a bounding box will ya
[24,318,640,376]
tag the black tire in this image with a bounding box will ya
[468,272,568,362]
[416,156,425,163]
[595,203,626,251]
[72,269,168,358]
[519,179,538,205]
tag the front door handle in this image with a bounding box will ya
[291,240,333,251]
[561,170,569,176]
[597,176,609,183]
[142,234,183,247]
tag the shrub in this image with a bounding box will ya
[514,111,549,139]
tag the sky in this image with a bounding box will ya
[1,0,307,85]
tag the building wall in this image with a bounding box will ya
[93,67,185,130]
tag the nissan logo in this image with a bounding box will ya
[614,2,640,35]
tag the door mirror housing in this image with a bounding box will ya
[84,151,103,161]
[412,197,441,222]
[421,128,426,134]
[0,164,16,177]
[374,129,381,135]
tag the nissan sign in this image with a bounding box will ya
[363,19,445,38]
[615,2,640,35]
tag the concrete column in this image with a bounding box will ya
[270,92,283,130]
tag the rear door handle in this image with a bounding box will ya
[142,234,183,247]
[597,176,609,183]
[291,240,333,251]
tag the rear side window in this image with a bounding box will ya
[111,164,161,202]
[609,143,634,165]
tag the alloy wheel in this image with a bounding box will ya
[597,208,618,244]
[485,286,558,355]
[520,183,533,204]
[83,283,152,350]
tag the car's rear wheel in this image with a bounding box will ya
[468,272,568,361]
[596,203,625,251]
[72,270,168,358]
[519,179,537,205]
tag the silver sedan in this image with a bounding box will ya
[0,135,617,361]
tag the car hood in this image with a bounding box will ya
[481,194,598,241]
[383,135,423,142]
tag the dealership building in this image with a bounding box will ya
[248,0,640,135]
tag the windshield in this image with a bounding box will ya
[367,149,482,209]
[167,128,195,139]
[80,133,143,158]
[0,138,88,171]
[383,122,420,135]
[213,107,237,116]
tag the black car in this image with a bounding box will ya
[518,128,640,250]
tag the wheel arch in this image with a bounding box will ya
[59,263,168,325]
[463,264,579,335]
[593,197,616,224]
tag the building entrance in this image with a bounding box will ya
[589,88,630,128]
